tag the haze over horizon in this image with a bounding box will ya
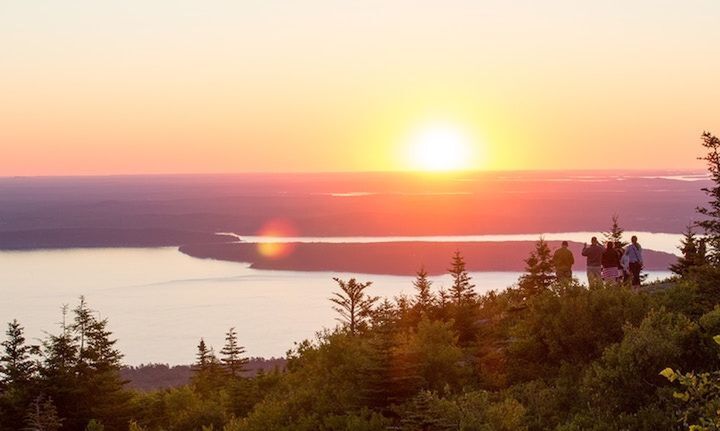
[0,168,709,180]
[2,1,719,176]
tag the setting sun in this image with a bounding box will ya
[406,123,478,172]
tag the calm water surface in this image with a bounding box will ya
[0,247,672,365]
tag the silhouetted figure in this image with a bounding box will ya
[581,237,604,285]
[601,242,620,281]
[552,241,574,282]
[624,235,643,290]
[614,241,628,282]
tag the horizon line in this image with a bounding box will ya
[0,168,707,180]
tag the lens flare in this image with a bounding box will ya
[256,218,297,259]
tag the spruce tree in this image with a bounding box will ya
[448,251,476,306]
[207,348,225,385]
[360,298,419,410]
[670,225,706,276]
[697,131,720,263]
[81,315,129,429]
[412,267,434,315]
[359,319,395,410]
[371,299,398,328]
[698,238,708,266]
[435,288,450,321]
[85,315,123,371]
[72,297,94,373]
[0,319,36,386]
[77,300,128,429]
[329,278,379,335]
[194,338,211,372]
[42,306,77,374]
[447,252,479,346]
[40,299,129,430]
[39,305,78,426]
[192,344,225,393]
[220,327,249,378]
[1,320,37,430]
[394,294,411,319]
[603,214,628,247]
[24,396,63,431]
[519,238,556,295]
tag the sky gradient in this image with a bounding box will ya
[2,1,719,175]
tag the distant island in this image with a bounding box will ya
[180,240,676,275]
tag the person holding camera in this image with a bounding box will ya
[581,237,604,285]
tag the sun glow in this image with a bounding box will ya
[405,123,478,172]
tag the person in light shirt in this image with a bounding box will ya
[624,235,644,290]
[614,241,628,282]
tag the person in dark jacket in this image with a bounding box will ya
[601,242,621,281]
[582,237,604,285]
[552,241,575,282]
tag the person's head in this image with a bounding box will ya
[606,242,614,250]
[562,241,569,248]
[631,235,638,244]
[591,236,598,245]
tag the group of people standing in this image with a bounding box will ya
[552,236,644,289]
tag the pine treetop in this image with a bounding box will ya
[448,251,476,305]
[195,338,211,371]
[0,319,35,385]
[519,238,556,295]
[670,224,706,276]
[412,266,434,312]
[220,327,249,377]
[603,214,628,247]
[330,278,379,335]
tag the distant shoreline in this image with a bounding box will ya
[0,228,233,250]
[179,240,676,276]
[0,228,678,275]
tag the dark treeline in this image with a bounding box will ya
[121,359,287,392]
[3,132,720,431]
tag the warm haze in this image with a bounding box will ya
[2,1,719,175]
[7,2,720,430]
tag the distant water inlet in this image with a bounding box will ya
[0,247,673,365]
[219,231,685,256]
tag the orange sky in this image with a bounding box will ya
[1,1,719,175]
